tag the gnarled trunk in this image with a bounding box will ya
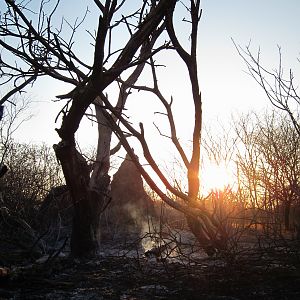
[186,211,227,256]
[70,189,105,257]
[54,140,110,257]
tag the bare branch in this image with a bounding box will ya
[0,74,37,105]
[94,0,105,12]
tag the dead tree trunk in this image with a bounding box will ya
[54,136,103,257]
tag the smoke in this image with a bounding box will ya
[141,220,156,252]
[122,201,185,260]
[123,202,158,253]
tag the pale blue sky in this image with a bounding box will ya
[1,0,299,152]
[199,0,300,116]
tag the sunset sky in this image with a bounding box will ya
[1,0,300,189]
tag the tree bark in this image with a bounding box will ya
[54,140,106,257]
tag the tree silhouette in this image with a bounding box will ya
[1,0,226,257]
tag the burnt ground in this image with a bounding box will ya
[1,227,300,300]
[1,246,300,300]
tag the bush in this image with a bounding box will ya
[0,142,64,263]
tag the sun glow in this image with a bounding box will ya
[201,162,235,195]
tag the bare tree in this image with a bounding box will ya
[0,96,32,176]
[234,42,300,136]
[1,0,228,257]
[234,41,300,234]
[234,111,300,233]
[0,0,177,257]
[96,1,227,255]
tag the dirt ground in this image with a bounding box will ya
[1,246,300,300]
[1,227,300,300]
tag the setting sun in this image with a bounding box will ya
[201,163,235,195]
